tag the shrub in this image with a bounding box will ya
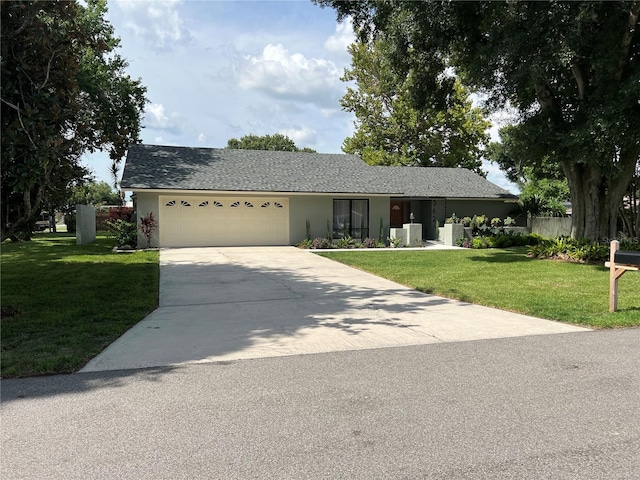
[138,212,157,248]
[363,237,377,248]
[305,219,311,241]
[494,234,513,248]
[461,216,472,227]
[65,212,76,233]
[459,238,473,248]
[527,233,544,245]
[297,239,313,249]
[485,236,499,248]
[472,237,488,249]
[491,217,502,228]
[527,237,612,263]
[335,235,356,249]
[107,219,137,248]
[445,213,460,224]
[326,219,332,241]
[475,215,488,227]
[312,237,333,249]
[389,237,403,248]
[504,216,517,227]
[620,238,640,251]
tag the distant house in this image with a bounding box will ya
[121,144,518,247]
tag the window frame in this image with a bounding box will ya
[332,199,369,240]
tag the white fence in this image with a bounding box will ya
[531,217,572,238]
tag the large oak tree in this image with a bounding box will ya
[1,0,146,240]
[317,0,640,240]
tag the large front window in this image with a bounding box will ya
[333,199,369,239]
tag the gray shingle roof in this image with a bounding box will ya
[121,144,516,199]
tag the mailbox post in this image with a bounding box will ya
[606,240,640,312]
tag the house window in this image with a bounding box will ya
[333,199,369,239]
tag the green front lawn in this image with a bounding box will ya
[1,234,159,378]
[318,248,640,329]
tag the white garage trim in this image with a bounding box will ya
[159,195,289,247]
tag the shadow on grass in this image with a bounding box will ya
[1,234,119,264]
[466,248,536,264]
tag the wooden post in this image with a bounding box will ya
[609,240,620,312]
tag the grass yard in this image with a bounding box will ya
[318,248,640,329]
[1,234,159,378]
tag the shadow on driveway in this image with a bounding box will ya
[78,247,586,373]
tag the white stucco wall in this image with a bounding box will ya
[75,204,96,245]
[134,192,160,248]
[288,195,333,243]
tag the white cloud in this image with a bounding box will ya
[145,103,183,133]
[320,108,342,118]
[197,133,206,143]
[324,19,355,54]
[279,127,318,147]
[236,43,342,108]
[115,0,192,50]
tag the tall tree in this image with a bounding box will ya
[316,0,640,241]
[1,0,146,240]
[486,125,566,186]
[226,133,316,153]
[341,39,490,174]
[67,180,122,208]
[487,125,570,218]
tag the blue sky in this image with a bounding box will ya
[85,0,516,193]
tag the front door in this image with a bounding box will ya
[390,201,404,228]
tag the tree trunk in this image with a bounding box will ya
[562,147,638,241]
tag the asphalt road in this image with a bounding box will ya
[2,329,639,479]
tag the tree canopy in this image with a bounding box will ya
[317,0,640,241]
[341,38,490,175]
[226,133,316,153]
[1,0,146,240]
[67,180,122,208]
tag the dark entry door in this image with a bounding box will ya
[390,201,404,228]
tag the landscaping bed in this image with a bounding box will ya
[1,234,159,378]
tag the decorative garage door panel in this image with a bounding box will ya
[159,196,289,247]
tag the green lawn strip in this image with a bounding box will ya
[1,234,159,378]
[318,248,640,329]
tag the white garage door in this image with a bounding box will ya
[159,196,289,247]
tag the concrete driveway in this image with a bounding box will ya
[82,247,588,372]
